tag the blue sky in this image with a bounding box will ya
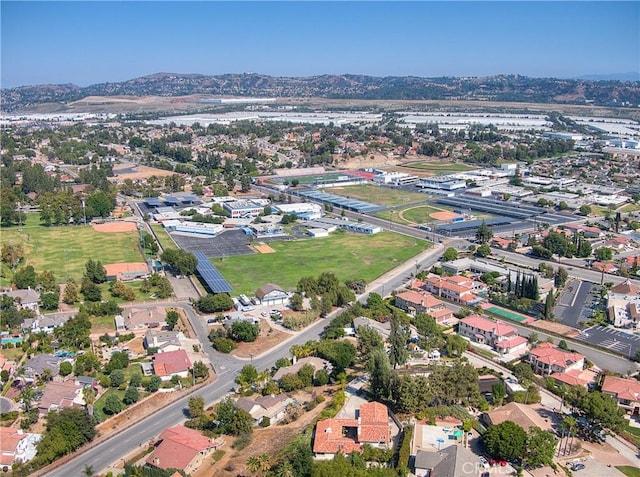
[1,1,639,88]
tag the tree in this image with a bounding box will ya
[84,259,106,284]
[194,294,233,313]
[444,334,467,357]
[290,293,304,311]
[525,427,557,467]
[14,265,37,289]
[40,292,60,311]
[59,362,72,377]
[193,361,209,380]
[38,270,58,292]
[316,340,356,371]
[356,325,384,356]
[160,249,197,276]
[580,390,625,432]
[123,386,139,405]
[297,363,315,387]
[63,279,79,305]
[216,398,254,436]
[368,348,392,400]
[579,204,592,216]
[146,375,162,393]
[188,395,205,419]
[544,291,554,319]
[82,465,95,477]
[491,382,507,406]
[237,364,259,386]
[1,243,24,269]
[229,321,260,342]
[104,393,123,415]
[166,310,179,331]
[106,351,129,372]
[595,247,613,261]
[110,369,125,388]
[442,247,458,262]
[476,243,491,257]
[475,221,494,243]
[388,315,408,369]
[482,421,527,461]
[279,373,304,392]
[34,407,96,466]
[512,362,535,383]
[555,267,569,287]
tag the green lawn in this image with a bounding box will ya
[617,203,640,213]
[150,224,178,251]
[1,214,143,283]
[617,467,640,477]
[402,162,477,173]
[93,388,126,423]
[400,205,448,224]
[329,185,427,207]
[213,231,429,295]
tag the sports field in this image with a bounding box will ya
[329,184,427,207]
[150,224,178,251]
[1,214,143,283]
[485,306,530,323]
[213,231,428,295]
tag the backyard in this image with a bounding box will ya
[1,214,143,284]
[213,231,428,295]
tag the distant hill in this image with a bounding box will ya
[2,72,640,112]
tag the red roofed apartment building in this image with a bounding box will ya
[527,342,585,376]
[602,375,640,414]
[423,275,483,306]
[151,349,192,380]
[394,290,454,323]
[313,402,391,460]
[146,425,223,474]
[457,315,528,355]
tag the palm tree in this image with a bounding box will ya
[275,462,295,477]
[246,456,261,474]
[83,386,96,416]
[561,416,577,455]
[82,464,95,477]
[258,453,271,472]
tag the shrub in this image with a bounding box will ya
[259,416,270,427]
[232,432,252,450]
[212,337,237,353]
[396,425,414,473]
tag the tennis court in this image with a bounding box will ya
[485,306,531,323]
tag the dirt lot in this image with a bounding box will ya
[193,388,330,477]
[111,163,177,182]
[530,319,580,337]
[92,221,138,233]
[231,320,291,359]
[253,242,276,254]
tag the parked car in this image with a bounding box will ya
[571,463,585,471]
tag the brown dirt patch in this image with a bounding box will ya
[194,388,331,477]
[529,319,579,337]
[254,242,276,254]
[430,211,463,221]
[92,221,138,233]
[231,320,291,359]
[111,163,177,182]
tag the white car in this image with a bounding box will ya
[478,457,490,469]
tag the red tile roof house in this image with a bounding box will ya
[0,427,30,466]
[423,276,483,306]
[527,342,585,376]
[146,425,223,474]
[36,380,83,415]
[601,375,640,414]
[457,315,528,355]
[151,349,192,381]
[394,290,447,317]
[313,402,391,460]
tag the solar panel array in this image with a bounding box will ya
[194,252,233,293]
[298,189,384,213]
[143,198,162,207]
[435,216,512,232]
[436,196,546,219]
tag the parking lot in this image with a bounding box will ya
[574,325,640,359]
[553,280,600,328]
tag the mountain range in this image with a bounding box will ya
[2,73,640,112]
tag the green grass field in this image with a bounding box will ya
[402,162,477,173]
[400,205,447,224]
[1,214,143,284]
[617,467,640,477]
[150,223,178,251]
[329,184,428,207]
[213,231,429,295]
[485,306,529,323]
